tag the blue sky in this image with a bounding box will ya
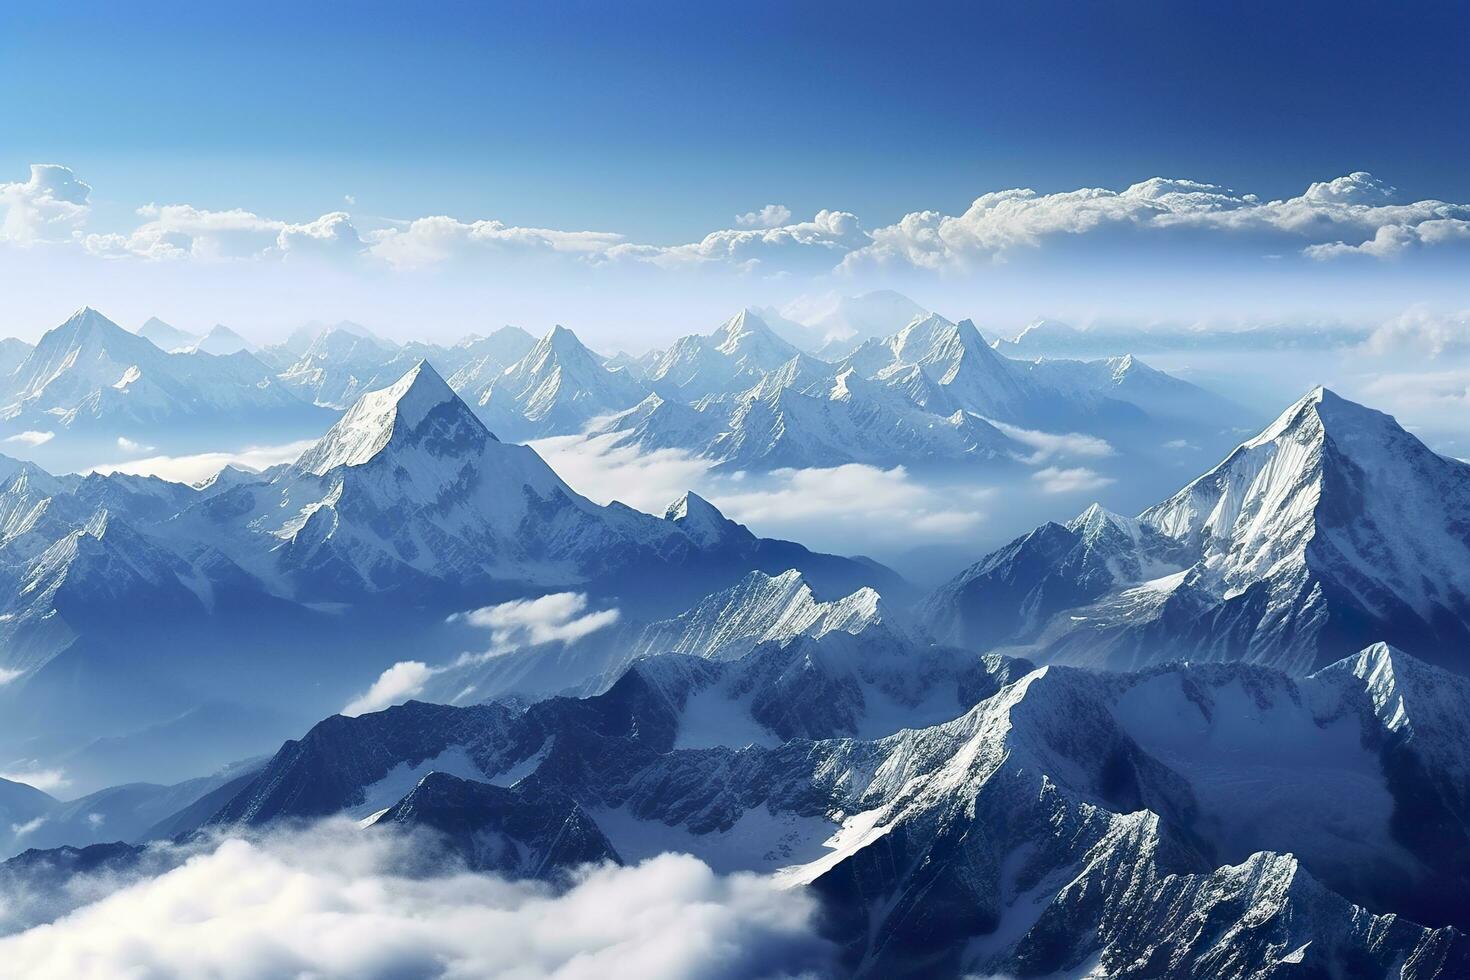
[2,0,1468,343]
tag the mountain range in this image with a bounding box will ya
[0,359,900,787]
[0,303,1249,485]
[3,305,1470,977]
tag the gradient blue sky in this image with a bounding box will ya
[2,0,1468,343]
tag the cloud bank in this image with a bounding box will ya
[83,439,317,484]
[0,821,836,979]
[20,163,1465,285]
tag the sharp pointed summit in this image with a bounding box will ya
[663,490,742,547]
[137,317,199,352]
[293,360,478,475]
[191,324,252,356]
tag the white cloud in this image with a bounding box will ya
[20,162,1470,286]
[115,436,155,453]
[985,420,1114,462]
[277,210,364,259]
[342,660,439,717]
[710,463,985,541]
[85,204,365,262]
[0,667,22,686]
[9,817,46,838]
[736,204,792,228]
[1305,218,1470,261]
[0,164,91,244]
[607,209,865,273]
[0,762,69,794]
[1361,308,1470,358]
[1031,465,1115,494]
[346,595,621,713]
[529,431,715,513]
[3,430,54,447]
[454,593,621,656]
[83,438,316,484]
[0,821,834,979]
[1304,223,1416,260]
[843,171,1470,271]
[368,216,624,270]
[532,435,989,546]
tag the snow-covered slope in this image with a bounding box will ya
[929,386,1470,674]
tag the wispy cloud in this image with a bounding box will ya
[710,463,987,541]
[987,420,1114,462]
[453,592,621,656]
[9,816,46,838]
[341,660,439,717]
[0,761,69,794]
[83,439,316,484]
[1031,465,1115,494]
[3,431,54,447]
[344,594,620,715]
[532,434,990,547]
[529,431,714,514]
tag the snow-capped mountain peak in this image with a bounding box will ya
[710,308,787,356]
[293,360,470,475]
[136,317,199,352]
[662,490,739,547]
[190,324,251,356]
[1066,501,1143,542]
[541,323,588,357]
